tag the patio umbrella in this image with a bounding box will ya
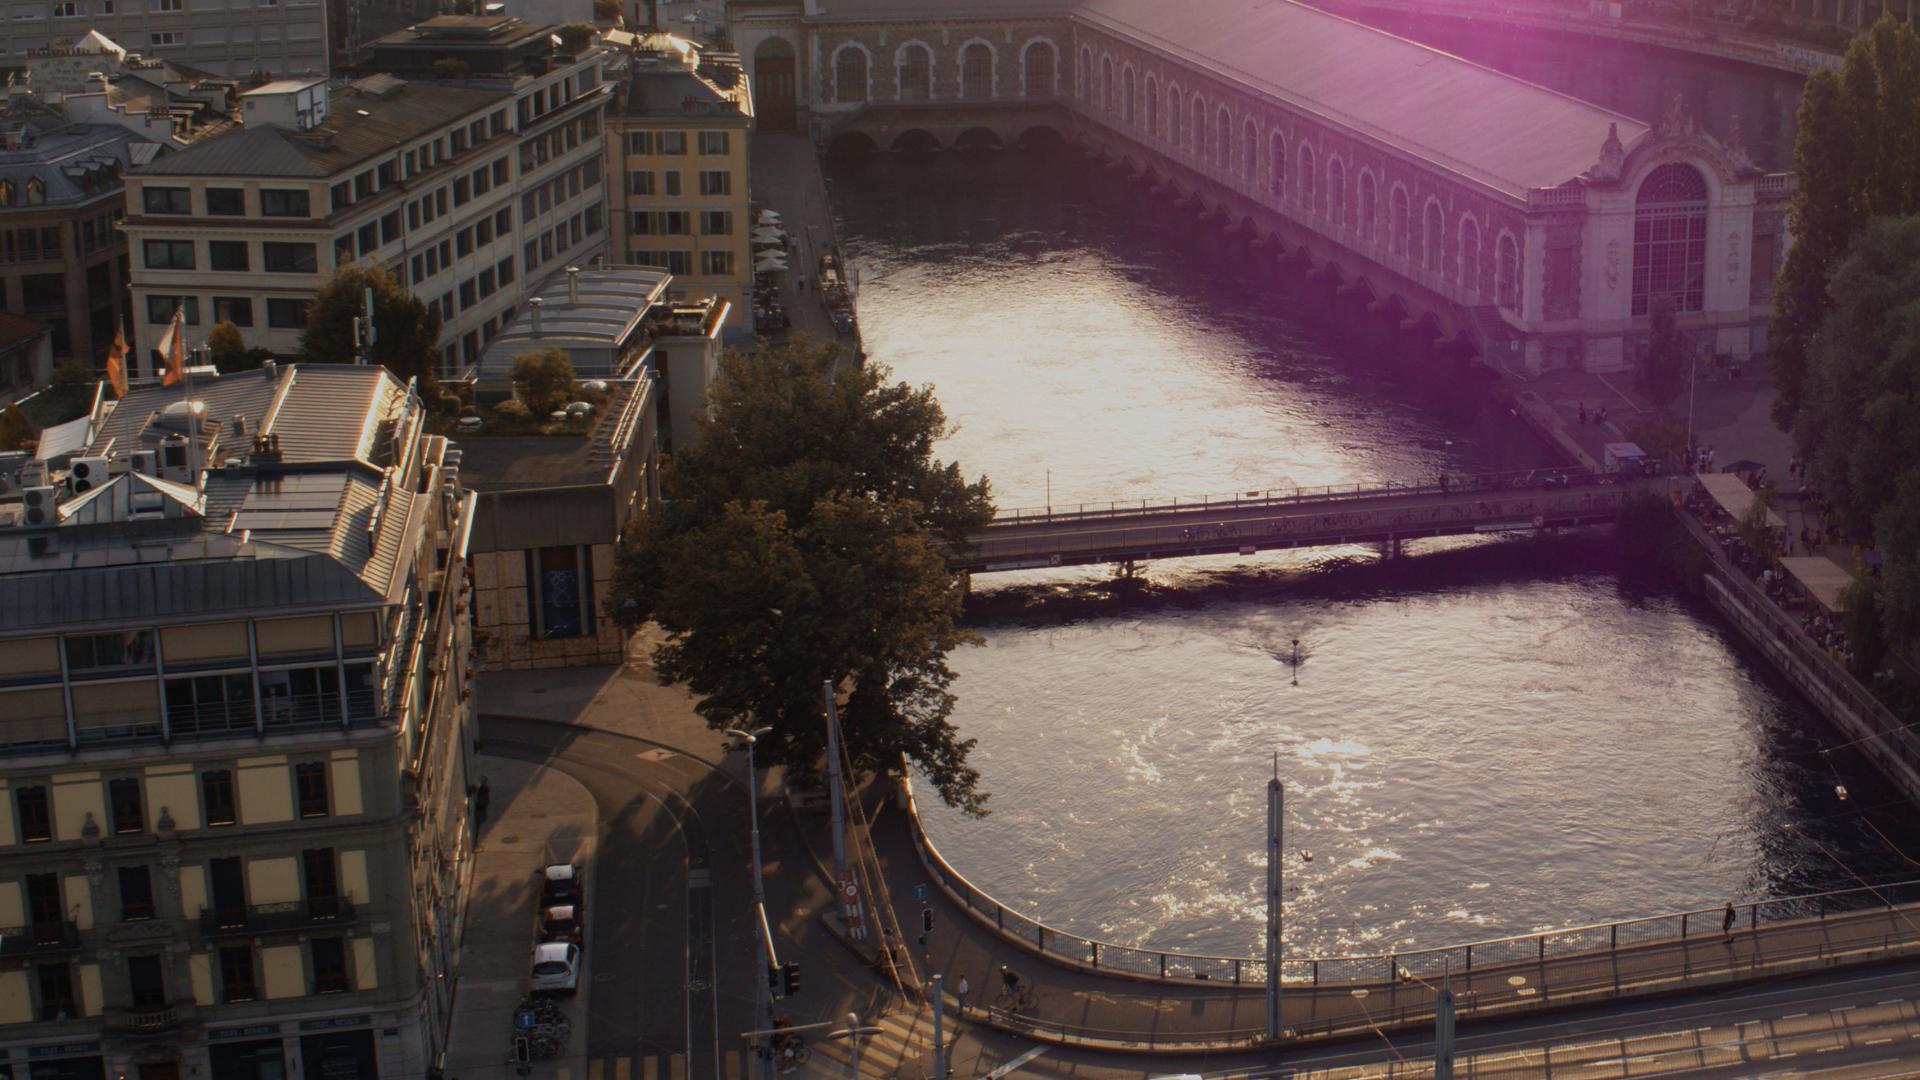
[758,209,782,224]
[754,253,789,272]
[751,227,785,243]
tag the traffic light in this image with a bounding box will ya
[766,963,780,991]
[781,961,801,997]
[921,907,934,933]
[512,1036,531,1064]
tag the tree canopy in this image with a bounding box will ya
[298,263,443,386]
[609,338,996,811]
[1770,15,1920,430]
[511,349,576,415]
[1794,215,1920,642]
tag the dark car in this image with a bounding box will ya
[541,863,582,907]
[539,904,583,946]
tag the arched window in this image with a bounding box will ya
[1023,41,1055,98]
[1327,158,1345,226]
[961,42,993,99]
[1297,142,1315,212]
[1458,216,1481,295]
[24,178,43,206]
[1496,233,1521,310]
[834,47,869,103]
[1268,131,1287,197]
[1145,75,1159,136]
[1101,56,1113,112]
[1122,67,1135,125]
[1189,96,1205,159]
[1214,107,1230,171]
[899,44,932,101]
[1168,88,1183,146]
[1241,119,1257,184]
[1633,162,1708,316]
[1078,47,1092,101]
[0,180,13,207]
[1423,200,1444,271]
[1389,185,1410,256]
[1358,170,1376,241]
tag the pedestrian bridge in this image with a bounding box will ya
[949,469,1631,573]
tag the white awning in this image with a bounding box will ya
[1779,556,1853,612]
[1699,473,1785,528]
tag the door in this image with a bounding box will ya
[753,39,798,132]
[303,848,340,917]
[208,856,246,925]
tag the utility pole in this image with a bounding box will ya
[727,726,775,1080]
[1434,966,1456,1080]
[931,973,947,1079]
[823,680,862,941]
[1265,754,1283,1042]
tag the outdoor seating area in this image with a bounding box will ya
[752,206,792,331]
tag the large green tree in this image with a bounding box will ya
[1794,215,1920,641]
[1770,15,1920,429]
[609,338,995,811]
[298,263,443,385]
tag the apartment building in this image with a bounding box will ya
[0,0,329,79]
[0,361,476,1080]
[606,37,752,324]
[124,16,613,379]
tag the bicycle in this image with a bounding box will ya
[993,984,1036,1014]
[774,1033,811,1073]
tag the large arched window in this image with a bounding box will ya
[1423,200,1444,272]
[1214,107,1230,172]
[1122,67,1135,125]
[1297,142,1315,212]
[1633,162,1707,316]
[1496,233,1521,310]
[1358,170,1376,241]
[1269,131,1287,198]
[899,43,932,101]
[0,180,13,208]
[961,42,993,99]
[1241,119,1257,184]
[1327,158,1346,226]
[1023,40,1055,98]
[1458,216,1481,295]
[1389,185,1410,256]
[24,178,42,206]
[1101,56,1114,112]
[1145,75,1159,136]
[1189,96,1205,159]
[833,46,869,103]
[1168,87,1183,146]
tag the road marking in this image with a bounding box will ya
[985,1046,1050,1078]
[1830,1005,1856,1013]
[1866,1037,1895,1045]
[1876,999,1905,1006]
[1772,1052,1797,1059]
[1782,1012,1807,1019]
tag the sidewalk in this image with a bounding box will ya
[444,756,598,1079]
[750,132,860,354]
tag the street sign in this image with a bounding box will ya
[913,883,927,901]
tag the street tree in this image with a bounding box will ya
[609,338,995,812]
[298,263,442,385]
[0,402,32,451]
[1770,15,1920,430]
[207,320,248,371]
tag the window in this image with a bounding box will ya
[149,30,185,46]
[66,629,154,670]
[1496,233,1521,310]
[633,249,692,275]
[146,296,199,325]
[356,222,377,255]
[267,298,307,329]
[1268,132,1286,198]
[1633,162,1708,316]
[478,268,496,298]
[898,44,932,102]
[662,171,682,197]
[835,47,869,103]
[625,131,653,155]
[260,189,309,217]
[1458,216,1481,295]
[1390,185,1410,256]
[700,210,732,236]
[127,953,166,1008]
[531,546,589,638]
[212,296,253,327]
[263,242,318,273]
[201,769,237,826]
[205,187,245,215]
[454,176,471,207]
[1358,171,1377,242]
[628,171,654,196]
[1297,143,1316,211]
[219,945,256,1003]
[311,937,349,994]
[142,187,190,214]
[493,158,510,185]
[458,280,476,310]
[259,665,341,727]
[51,1,79,17]
[456,228,473,258]
[657,131,686,155]
[1423,200,1444,271]
[1023,41,1055,98]
[119,866,155,921]
[109,777,143,834]
[380,211,401,244]
[209,239,248,272]
[16,785,51,842]
[37,963,77,1021]
[497,256,515,287]
[698,130,730,155]
[1327,158,1346,227]
[699,170,731,196]
[295,761,330,817]
[701,249,734,276]
[143,239,194,270]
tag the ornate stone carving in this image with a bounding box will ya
[1725,229,1743,285]
[81,811,100,839]
[1589,121,1625,182]
[1725,114,1754,172]
[1656,94,1694,138]
[1605,238,1622,293]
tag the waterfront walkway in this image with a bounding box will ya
[749,132,860,352]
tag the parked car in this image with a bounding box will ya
[539,904,583,946]
[541,863,582,907]
[529,941,580,995]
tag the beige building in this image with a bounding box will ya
[606,36,753,325]
[0,362,477,1080]
[0,2,329,79]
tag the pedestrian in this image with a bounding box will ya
[954,974,970,1013]
[1578,402,1587,424]
[1722,901,1736,941]
[474,776,491,826]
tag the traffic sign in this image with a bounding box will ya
[913,883,927,901]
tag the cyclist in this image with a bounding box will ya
[1000,965,1022,999]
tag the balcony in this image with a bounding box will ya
[0,920,81,957]
[199,895,357,937]
[112,1002,195,1038]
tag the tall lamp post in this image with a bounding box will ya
[726,725,774,1079]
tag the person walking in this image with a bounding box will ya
[954,974,970,1014]
[1722,901,1737,941]
[474,777,491,827]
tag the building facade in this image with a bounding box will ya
[0,0,329,79]
[0,362,476,1080]
[606,37,753,322]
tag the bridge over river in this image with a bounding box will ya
[951,469,1631,573]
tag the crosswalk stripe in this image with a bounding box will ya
[616,1057,632,1080]
[587,1061,603,1080]
[805,1010,930,1075]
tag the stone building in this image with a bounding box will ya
[0,362,477,1080]
[0,1,329,79]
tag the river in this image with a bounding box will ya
[822,32,1915,961]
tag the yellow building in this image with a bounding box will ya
[0,363,476,1080]
[606,36,754,327]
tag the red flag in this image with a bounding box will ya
[155,308,185,388]
[105,327,128,398]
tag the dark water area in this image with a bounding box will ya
[822,85,1912,960]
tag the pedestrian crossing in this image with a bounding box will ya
[576,1055,686,1080]
[803,1007,933,1077]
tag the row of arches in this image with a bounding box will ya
[827,38,1059,104]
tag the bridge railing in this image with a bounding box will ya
[989,466,1603,524]
[901,769,1920,992]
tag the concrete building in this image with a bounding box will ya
[0,361,477,1080]
[0,116,155,368]
[0,1,330,80]
[606,35,752,323]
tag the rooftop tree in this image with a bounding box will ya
[299,263,443,386]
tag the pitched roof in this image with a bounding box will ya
[1075,0,1650,197]
[0,123,150,207]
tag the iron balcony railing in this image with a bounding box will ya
[113,1002,192,1037]
[0,920,80,957]
[199,895,357,937]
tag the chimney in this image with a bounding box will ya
[565,265,580,306]
[530,296,542,336]
[262,358,277,381]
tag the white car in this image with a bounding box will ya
[529,941,580,995]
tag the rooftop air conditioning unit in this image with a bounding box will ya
[68,455,110,492]
[22,485,57,527]
[128,450,158,477]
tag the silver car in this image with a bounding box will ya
[529,940,580,995]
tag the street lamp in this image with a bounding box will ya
[828,1012,883,1078]
[725,725,774,1078]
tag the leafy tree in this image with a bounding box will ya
[592,0,620,22]
[299,263,442,386]
[432,57,471,79]
[1770,16,1920,430]
[1838,573,1887,678]
[1736,485,1777,559]
[0,402,32,451]
[511,349,575,415]
[207,321,247,371]
[1639,297,1689,411]
[556,23,597,51]
[609,338,995,811]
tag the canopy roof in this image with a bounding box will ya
[1699,473,1785,529]
[1779,556,1853,613]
